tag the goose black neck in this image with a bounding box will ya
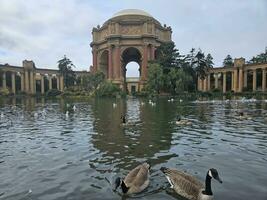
[121,181,129,194]
[204,173,213,195]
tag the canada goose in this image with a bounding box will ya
[161,167,222,200]
[176,117,192,125]
[114,162,150,195]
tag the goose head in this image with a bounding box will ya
[113,177,129,193]
[208,168,222,183]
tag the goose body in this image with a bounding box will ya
[161,167,222,200]
[114,163,150,195]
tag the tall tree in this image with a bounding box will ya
[146,63,164,94]
[193,50,209,80]
[223,55,234,67]
[206,53,214,68]
[58,55,76,88]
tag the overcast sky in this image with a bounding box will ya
[0,0,267,74]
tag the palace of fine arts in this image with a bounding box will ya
[0,1,267,200]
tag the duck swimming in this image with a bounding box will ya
[176,117,192,125]
[114,162,150,195]
[161,167,222,200]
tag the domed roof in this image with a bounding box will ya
[112,9,153,18]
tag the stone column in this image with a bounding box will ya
[262,68,266,92]
[30,71,34,94]
[253,69,257,91]
[49,76,52,90]
[223,72,227,93]
[238,68,243,92]
[11,72,16,94]
[41,75,45,94]
[231,72,234,91]
[243,70,247,88]
[207,74,210,91]
[20,73,24,92]
[92,48,97,73]
[215,73,218,89]
[234,69,238,92]
[57,76,60,90]
[141,44,148,80]
[2,71,6,89]
[25,70,29,92]
[197,77,201,91]
[115,45,121,80]
[108,46,113,79]
[60,76,64,91]
[203,78,207,92]
[151,45,155,60]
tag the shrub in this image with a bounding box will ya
[46,89,62,97]
[0,88,10,96]
[95,81,122,97]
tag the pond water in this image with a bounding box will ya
[0,97,267,200]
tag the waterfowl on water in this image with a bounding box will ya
[113,103,117,108]
[237,112,251,120]
[161,167,222,200]
[176,117,192,125]
[114,162,150,195]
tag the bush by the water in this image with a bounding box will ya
[95,82,122,97]
[0,88,10,96]
[46,89,62,97]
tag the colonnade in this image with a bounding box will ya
[198,60,267,93]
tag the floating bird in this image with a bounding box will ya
[34,112,38,118]
[73,105,77,112]
[113,103,117,108]
[0,112,4,119]
[161,167,222,200]
[179,99,183,103]
[65,111,69,118]
[176,117,192,125]
[140,102,145,106]
[114,162,150,195]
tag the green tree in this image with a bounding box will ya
[175,68,193,92]
[249,47,267,64]
[206,53,214,68]
[193,50,209,80]
[223,55,234,67]
[146,63,164,94]
[58,55,76,88]
[81,71,105,91]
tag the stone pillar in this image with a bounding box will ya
[57,76,60,90]
[238,68,243,92]
[234,69,238,92]
[115,45,121,80]
[223,72,227,93]
[243,70,247,88]
[108,46,113,79]
[30,71,34,94]
[25,70,29,92]
[215,73,218,89]
[2,71,6,89]
[203,78,207,92]
[151,45,155,60]
[11,72,16,94]
[197,77,201,91]
[207,74,210,91]
[262,68,266,92]
[253,69,257,91]
[231,71,234,91]
[92,49,97,73]
[60,76,64,91]
[49,76,52,90]
[41,75,45,94]
[141,44,148,80]
[20,73,24,92]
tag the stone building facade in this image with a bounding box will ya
[198,58,267,93]
[90,9,172,91]
[0,60,89,95]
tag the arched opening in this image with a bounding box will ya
[99,50,109,78]
[122,47,142,94]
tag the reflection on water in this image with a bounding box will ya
[0,97,267,200]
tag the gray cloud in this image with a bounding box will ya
[0,0,266,71]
